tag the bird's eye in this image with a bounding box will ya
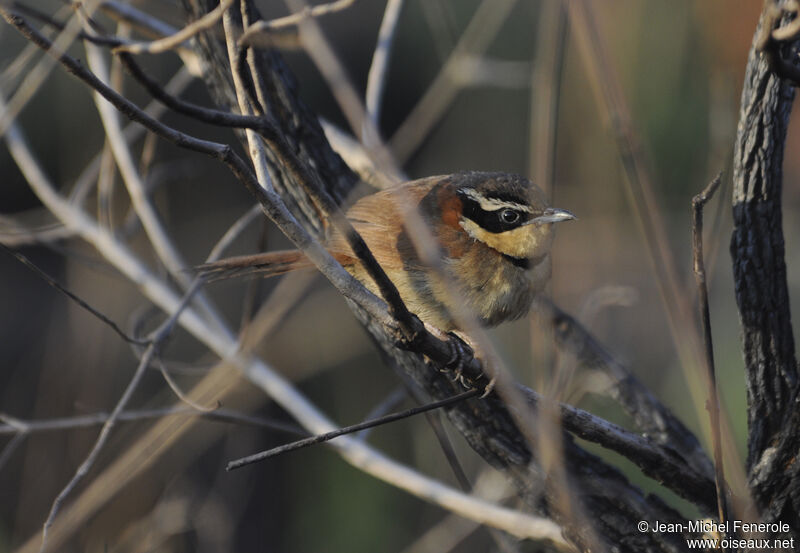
[500,209,520,224]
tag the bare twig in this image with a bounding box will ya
[99,1,182,40]
[0,0,103,138]
[113,0,235,55]
[40,279,203,551]
[227,389,481,470]
[68,68,195,206]
[83,43,198,286]
[98,0,203,74]
[519,384,716,513]
[0,433,26,472]
[239,0,357,42]
[399,472,516,553]
[692,173,729,533]
[365,0,404,129]
[116,52,267,129]
[0,243,147,346]
[0,211,73,246]
[147,202,262,411]
[320,119,398,189]
[207,205,263,261]
[0,406,302,436]
[356,387,407,440]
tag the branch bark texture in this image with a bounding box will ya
[731,2,800,535]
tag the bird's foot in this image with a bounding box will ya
[479,376,496,398]
[443,331,494,396]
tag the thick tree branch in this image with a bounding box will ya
[732,0,800,537]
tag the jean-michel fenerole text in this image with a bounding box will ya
[650,520,790,536]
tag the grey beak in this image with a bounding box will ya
[525,207,577,225]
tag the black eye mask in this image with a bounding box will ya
[458,192,535,233]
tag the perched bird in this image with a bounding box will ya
[200,171,574,332]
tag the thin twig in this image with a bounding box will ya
[519,384,717,513]
[40,279,203,551]
[117,52,265,129]
[0,243,148,346]
[356,387,407,440]
[0,433,27,472]
[0,211,73,246]
[227,389,481,470]
[148,203,264,411]
[692,173,729,534]
[112,0,235,55]
[68,68,196,205]
[207,205,263,262]
[84,41,216,306]
[364,0,404,129]
[0,406,303,436]
[239,0,357,42]
[99,0,181,40]
[0,0,103,138]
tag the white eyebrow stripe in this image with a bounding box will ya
[460,188,533,213]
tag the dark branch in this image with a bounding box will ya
[691,173,729,535]
[226,389,481,470]
[732,0,800,539]
[518,386,717,513]
[537,298,715,481]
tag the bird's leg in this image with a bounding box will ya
[403,322,492,396]
[447,331,496,397]
[440,329,495,396]
[420,322,470,382]
[444,331,469,383]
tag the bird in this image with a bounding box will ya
[199,171,575,333]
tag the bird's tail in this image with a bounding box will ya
[197,250,312,281]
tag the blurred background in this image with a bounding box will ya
[1,0,798,551]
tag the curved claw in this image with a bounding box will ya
[479,377,496,398]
